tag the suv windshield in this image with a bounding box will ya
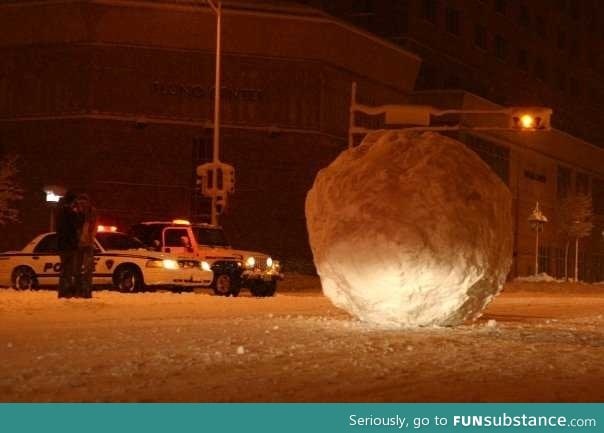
[97,232,145,251]
[193,226,229,247]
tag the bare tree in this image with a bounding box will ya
[0,155,23,225]
[558,193,594,281]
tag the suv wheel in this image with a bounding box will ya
[213,273,241,297]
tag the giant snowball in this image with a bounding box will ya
[306,130,512,327]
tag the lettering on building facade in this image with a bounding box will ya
[151,81,264,101]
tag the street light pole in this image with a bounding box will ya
[207,0,222,226]
[528,201,548,276]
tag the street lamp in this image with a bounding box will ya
[528,201,548,276]
[44,185,65,231]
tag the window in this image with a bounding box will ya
[494,34,507,60]
[421,0,437,23]
[96,233,144,251]
[474,24,487,49]
[556,70,566,91]
[593,178,604,215]
[524,170,547,183]
[569,39,580,61]
[535,16,546,37]
[570,77,582,98]
[164,228,191,248]
[518,4,530,27]
[534,57,547,82]
[570,1,580,20]
[34,234,58,254]
[350,0,375,29]
[193,227,229,247]
[445,7,460,35]
[444,74,461,88]
[576,172,590,194]
[557,165,571,199]
[495,0,507,15]
[457,133,510,184]
[418,63,438,89]
[517,49,529,71]
[557,31,566,50]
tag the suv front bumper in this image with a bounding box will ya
[241,268,284,283]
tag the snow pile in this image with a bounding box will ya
[513,273,564,283]
[306,130,513,327]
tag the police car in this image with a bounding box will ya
[0,227,214,292]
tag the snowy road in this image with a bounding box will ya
[1,275,603,402]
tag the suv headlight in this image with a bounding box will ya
[200,261,211,272]
[245,256,256,269]
[266,257,273,268]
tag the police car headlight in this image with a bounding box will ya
[200,261,211,272]
[162,259,179,270]
[245,256,256,269]
[266,257,273,269]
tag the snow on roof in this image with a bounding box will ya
[410,89,604,177]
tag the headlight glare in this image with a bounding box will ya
[201,261,211,272]
[162,259,179,270]
[266,257,273,268]
[245,256,256,269]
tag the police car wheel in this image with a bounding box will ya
[114,266,144,293]
[213,273,233,296]
[12,267,37,290]
[250,281,277,297]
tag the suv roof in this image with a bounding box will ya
[138,221,223,229]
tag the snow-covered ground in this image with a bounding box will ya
[1,275,603,402]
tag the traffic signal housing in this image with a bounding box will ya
[509,107,552,131]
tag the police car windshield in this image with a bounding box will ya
[97,232,144,251]
[193,227,229,247]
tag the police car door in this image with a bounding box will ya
[162,227,194,257]
[32,233,61,286]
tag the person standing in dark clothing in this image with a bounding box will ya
[74,193,97,298]
[56,191,81,298]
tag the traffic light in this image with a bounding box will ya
[509,107,552,131]
[196,161,236,197]
[215,194,227,215]
[224,164,235,194]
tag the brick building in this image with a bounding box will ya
[300,0,604,148]
[0,0,419,268]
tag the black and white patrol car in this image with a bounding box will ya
[0,230,214,292]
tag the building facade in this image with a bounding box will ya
[0,0,420,268]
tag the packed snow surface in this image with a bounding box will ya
[306,130,513,327]
[1,280,604,402]
[514,273,564,283]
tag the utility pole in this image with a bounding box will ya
[207,0,222,225]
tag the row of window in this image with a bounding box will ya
[425,1,601,74]
[443,0,603,37]
[556,166,598,200]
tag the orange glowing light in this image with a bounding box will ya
[519,114,535,129]
[97,225,117,232]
